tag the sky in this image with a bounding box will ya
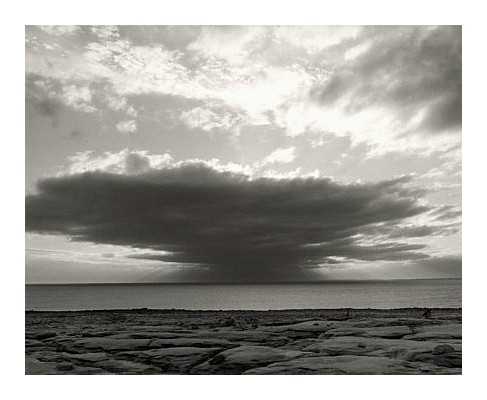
[25,25,461,283]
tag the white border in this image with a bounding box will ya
[2,0,485,398]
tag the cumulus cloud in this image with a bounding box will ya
[26,158,456,282]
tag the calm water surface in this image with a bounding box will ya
[25,279,461,311]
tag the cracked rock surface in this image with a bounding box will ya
[25,308,461,375]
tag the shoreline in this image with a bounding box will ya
[26,307,462,314]
[25,277,462,286]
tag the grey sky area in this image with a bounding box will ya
[25,26,461,283]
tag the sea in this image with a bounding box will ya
[25,278,461,311]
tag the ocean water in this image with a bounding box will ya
[25,279,461,311]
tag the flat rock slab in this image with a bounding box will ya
[192,345,309,374]
[244,355,424,375]
[150,338,235,349]
[93,359,160,374]
[347,318,442,328]
[62,352,110,363]
[192,329,271,342]
[261,320,335,333]
[404,324,461,341]
[120,332,189,339]
[120,346,221,373]
[323,325,412,339]
[73,338,154,351]
[303,337,461,362]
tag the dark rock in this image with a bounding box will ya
[193,345,308,374]
[94,359,159,374]
[433,353,462,368]
[33,331,57,340]
[432,344,455,355]
[57,362,74,372]
[62,352,110,362]
[221,317,236,327]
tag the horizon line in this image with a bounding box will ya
[25,277,462,286]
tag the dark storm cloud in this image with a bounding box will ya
[312,26,461,135]
[26,163,446,281]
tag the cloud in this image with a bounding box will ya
[273,26,361,54]
[26,26,320,136]
[37,25,81,36]
[60,85,96,113]
[311,26,461,136]
[116,119,137,134]
[63,149,173,175]
[25,26,461,155]
[26,157,453,282]
[104,94,138,117]
[90,25,120,41]
[187,26,267,64]
[26,76,96,120]
[179,106,243,134]
[262,147,296,165]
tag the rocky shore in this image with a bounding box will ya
[25,308,461,375]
